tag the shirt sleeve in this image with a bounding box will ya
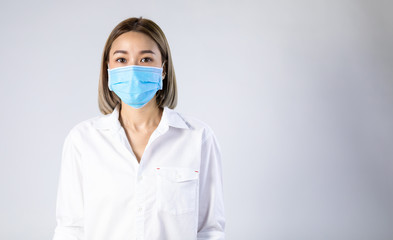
[53,131,85,240]
[197,130,226,240]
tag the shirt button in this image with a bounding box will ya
[176,174,181,179]
[138,176,143,181]
[138,207,142,212]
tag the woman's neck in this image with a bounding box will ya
[119,101,163,132]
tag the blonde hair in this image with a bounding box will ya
[98,17,178,114]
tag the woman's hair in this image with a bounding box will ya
[98,17,177,114]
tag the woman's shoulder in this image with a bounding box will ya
[171,108,216,142]
[65,107,217,142]
[64,114,109,139]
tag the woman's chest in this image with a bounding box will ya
[124,129,153,163]
[80,131,202,216]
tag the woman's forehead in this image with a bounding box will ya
[111,31,158,53]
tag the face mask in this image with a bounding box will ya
[107,63,165,109]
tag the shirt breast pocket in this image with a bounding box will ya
[156,167,199,215]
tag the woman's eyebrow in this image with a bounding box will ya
[112,50,156,55]
[139,50,156,55]
[113,50,128,55]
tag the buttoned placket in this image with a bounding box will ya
[112,114,169,240]
[134,170,145,240]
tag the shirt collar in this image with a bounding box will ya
[93,103,190,132]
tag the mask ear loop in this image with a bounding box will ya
[106,63,112,91]
[162,61,167,80]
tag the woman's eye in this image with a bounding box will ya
[141,57,152,63]
[116,58,127,63]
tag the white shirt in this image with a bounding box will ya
[52,104,225,240]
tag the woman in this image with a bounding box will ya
[53,17,225,240]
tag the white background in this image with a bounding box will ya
[0,0,392,239]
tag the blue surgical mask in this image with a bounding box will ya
[107,64,165,109]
